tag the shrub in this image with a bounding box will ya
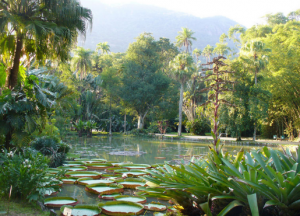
[185,118,210,135]
[31,136,70,168]
[0,148,62,202]
[129,128,148,136]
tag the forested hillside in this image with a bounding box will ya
[79,1,239,52]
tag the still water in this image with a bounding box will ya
[51,136,297,215]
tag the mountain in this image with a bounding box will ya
[78,1,240,53]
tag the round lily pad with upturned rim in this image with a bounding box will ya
[47,168,61,174]
[119,164,151,170]
[105,167,128,173]
[60,204,101,216]
[117,170,148,177]
[44,197,78,208]
[44,188,61,196]
[98,201,144,216]
[144,203,167,211]
[115,178,146,189]
[58,166,87,171]
[61,177,78,184]
[65,171,102,179]
[63,161,84,167]
[77,177,114,185]
[85,183,124,195]
[101,174,122,179]
[99,193,122,200]
[85,163,114,170]
[114,195,147,204]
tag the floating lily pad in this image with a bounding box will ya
[98,201,144,216]
[89,159,107,163]
[77,177,114,185]
[114,195,147,204]
[86,163,114,170]
[85,183,124,195]
[63,161,84,167]
[65,171,102,179]
[118,170,148,177]
[42,178,63,187]
[61,178,77,184]
[47,168,61,174]
[106,167,128,173]
[111,162,125,167]
[115,178,146,189]
[144,203,167,211]
[151,164,164,168]
[99,193,122,200]
[60,204,101,216]
[58,166,87,171]
[44,197,78,208]
[101,174,122,179]
[153,213,166,216]
[119,164,151,170]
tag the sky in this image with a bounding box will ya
[88,0,300,27]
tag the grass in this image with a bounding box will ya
[0,199,49,216]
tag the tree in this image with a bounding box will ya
[96,42,111,55]
[71,47,93,80]
[213,43,230,56]
[175,28,196,53]
[241,40,271,85]
[169,53,196,136]
[118,33,170,129]
[0,0,92,89]
[192,48,202,64]
[202,45,214,64]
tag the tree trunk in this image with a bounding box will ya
[5,131,12,150]
[109,97,112,136]
[124,113,126,133]
[6,34,23,89]
[178,83,184,136]
[255,67,258,85]
[253,122,257,141]
[137,116,144,129]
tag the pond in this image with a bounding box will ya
[49,136,298,215]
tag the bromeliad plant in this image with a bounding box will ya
[143,146,300,216]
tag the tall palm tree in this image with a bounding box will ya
[96,42,111,55]
[175,28,196,53]
[192,48,202,63]
[0,0,92,89]
[241,40,271,85]
[169,53,196,136]
[71,47,93,80]
[202,45,214,63]
[213,43,230,56]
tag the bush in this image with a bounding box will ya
[0,148,61,202]
[185,118,210,135]
[31,136,70,168]
[129,128,148,136]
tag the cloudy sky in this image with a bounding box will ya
[85,0,300,27]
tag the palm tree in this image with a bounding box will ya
[175,28,196,53]
[192,48,202,64]
[169,53,196,136]
[0,0,92,89]
[96,42,111,55]
[71,47,93,80]
[213,43,230,56]
[202,45,214,63]
[241,40,271,85]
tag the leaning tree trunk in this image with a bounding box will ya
[178,83,184,136]
[137,116,144,129]
[253,121,257,141]
[6,34,23,89]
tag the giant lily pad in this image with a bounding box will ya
[86,163,114,170]
[101,174,122,179]
[44,197,78,208]
[77,177,114,185]
[99,193,122,200]
[118,170,148,177]
[44,188,61,196]
[119,164,151,170]
[114,195,147,204]
[115,178,146,189]
[61,177,78,184]
[85,183,124,195]
[98,201,144,216]
[47,168,61,174]
[65,171,102,179]
[144,203,167,211]
[58,166,87,171]
[106,167,128,173]
[60,205,101,216]
[63,161,84,167]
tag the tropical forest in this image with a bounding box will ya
[1,0,300,216]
